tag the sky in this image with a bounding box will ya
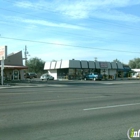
[0,0,140,64]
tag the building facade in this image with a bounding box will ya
[0,51,27,81]
[44,60,124,80]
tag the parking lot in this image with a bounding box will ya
[0,80,140,140]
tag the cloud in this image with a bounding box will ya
[14,1,33,8]
[91,10,140,22]
[55,0,140,22]
[19,19,86,29]
[14,0,140,22]
[14,0,53,11]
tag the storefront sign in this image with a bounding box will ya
[0,46,7,60]
[99,62,108,68]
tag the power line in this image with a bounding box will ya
[0,17,139,39]
[0,1,140,39]
[0,19,139,45]
[1,15,140,43]
[0,20,138,44]
[0,17,139,46]
[1,36,140,54]
[1,6,140,40]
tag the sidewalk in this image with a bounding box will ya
[0,79,43,88]
[0,78,60,88]
[1,77,139,89]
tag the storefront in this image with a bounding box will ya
[2,65,28,80]
[44,60,125,80]
[0,49,28,81]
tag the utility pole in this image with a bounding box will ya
[23,45,29,66]
[94,57,97,61]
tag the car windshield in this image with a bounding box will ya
[30,73,35,75]
[42,73,48,76]
[94,72,99,75]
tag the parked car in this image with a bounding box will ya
[24,72,37,79]
[132,72,139,78]
[40,73,54,80]
[83,73,103,81]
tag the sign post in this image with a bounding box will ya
[1,56,4,85]
[0,46,7,85]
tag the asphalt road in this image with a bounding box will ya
[0,81,140,140]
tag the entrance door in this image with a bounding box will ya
[13,70,19,80]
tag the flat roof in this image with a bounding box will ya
[44,60,124,70]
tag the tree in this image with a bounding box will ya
[26,57,45,74]
[128,58,140,68]
[112,59,128,65]
[112,59,122,63]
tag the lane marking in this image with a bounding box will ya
[47,84,68,87]
[106,81,140,84]
[83,102,140,111]
[102,83,114,85]
[0,96,105,106]
[100,81,140,85]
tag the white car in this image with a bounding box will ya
[40,73,54,80]
[132,73,139,78]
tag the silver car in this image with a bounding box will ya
[40,73,54,80]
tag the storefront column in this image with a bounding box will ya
[20,70,24,80]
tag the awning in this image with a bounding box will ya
[0,65,28,69]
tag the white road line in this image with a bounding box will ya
[47,84,68,87]
[102,83,114,85]
[83,102,140,111]
[101,81,140,85]
[113,81,139,84]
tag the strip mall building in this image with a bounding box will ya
[44,60,126,80]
